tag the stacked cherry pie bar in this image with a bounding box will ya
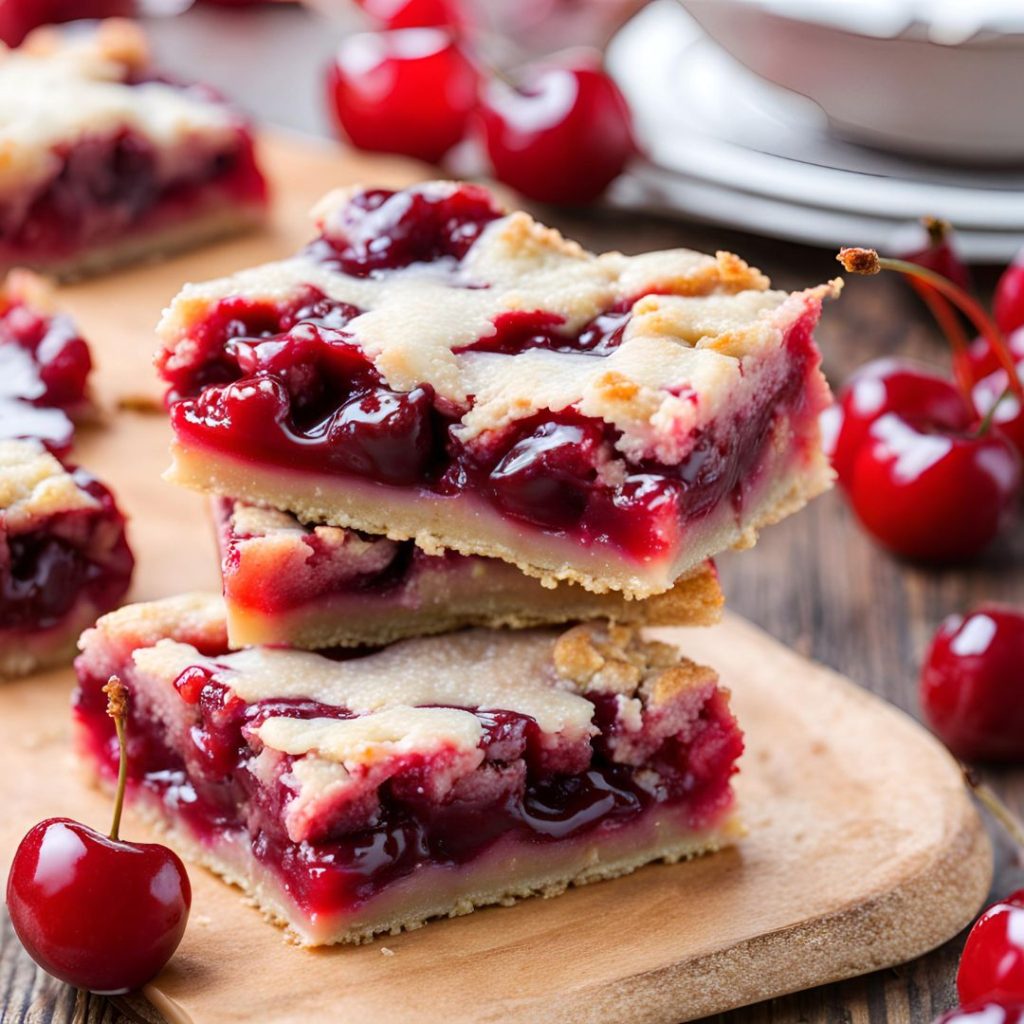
[75,181,837,945]
[1,272,133,677]
[0,20,267,279]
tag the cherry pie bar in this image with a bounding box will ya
[1,439,133,677]
[0,20,267,279]
[215,498,724,649]
[0,270,93,455]
[158,182,837,598]
[74,593,744,945]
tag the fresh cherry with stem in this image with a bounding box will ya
[6,677,191,994]
[835,247,1022,562]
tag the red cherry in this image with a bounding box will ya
[995,250,1024,335]
[0,0,132,47]
[4,678,190,993]
[822,358,972,489]
[6,819,191,994]
[902,217,972,293]
[847,412,1021,562]
[479,58,635,204]
[958,891,1024,1005]
[973,367,1024,458]
[934,1004,1024,1024]
[325,29,478,165]
[355,0,467,31]
[963,328,1024,386]
[921,605,1024,761]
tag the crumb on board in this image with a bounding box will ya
[380,947,395,957]
[115,393,164,414]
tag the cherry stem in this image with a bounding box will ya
[963,764,1024,854]
[913,284,975,407]
[837,248,1024,403]
[103,675,129,842]
[974,385,1014,438]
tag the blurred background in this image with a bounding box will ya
[4,0,1021,260]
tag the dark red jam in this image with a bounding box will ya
[0,124,266,265]
[73,657,742,918]
[160,185,823,563]
[0,296,91,455]
[1,470,133,632]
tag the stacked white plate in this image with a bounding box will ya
[606,1,1024,260]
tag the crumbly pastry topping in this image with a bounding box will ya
[553,622,719,707]
[159,181,840,463]
[0,438,98,530]
[0,19,241,199]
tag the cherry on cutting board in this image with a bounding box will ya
[325,28,478,165]
[5,677,190,994]
[958,891,1024,1006]
[920,605,1024,762]
[478,56,635,204]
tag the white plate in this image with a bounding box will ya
[606,2,1024,259]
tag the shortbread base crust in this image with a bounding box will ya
[84,760,741,947]
[2,201,264,282]
[169,436,834,599]
[224,559,724,649]
[1,598,109,678]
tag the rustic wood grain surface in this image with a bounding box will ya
[2,4,1022,1023]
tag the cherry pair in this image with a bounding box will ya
[828,239,1023,563]
[326,0,635,204]
[5,678,190,994]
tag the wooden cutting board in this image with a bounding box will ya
[0,134,992,1024]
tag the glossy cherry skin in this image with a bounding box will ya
[6,818,191,994]
[356,0,467,30]
[995,250,1024,335]
[821,358,972,490]
[958,891,1024,1005]
[902,224,971,293]
[934,1004,1024,1024]
[960,327,1024,386]
[0,0,132,46]
[920,605,1024,761]
[479,59,635,204]
[847,412,1021,563]
[972,367,1024,458]
[326,29,478,164]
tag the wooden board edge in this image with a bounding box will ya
[551,762,992,1024]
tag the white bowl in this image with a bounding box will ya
[676,0,1024,163]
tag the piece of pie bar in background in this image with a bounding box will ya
[215,498,724,649]
[0,270,93,455]
[0,19,268,279]
[158,181,837,598]
[75,594,743,945]
[1,439,133,677]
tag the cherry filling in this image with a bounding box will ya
[0,125,266,263]
[0,297,91,455]
[1,472,133,632]
[74,661,742,918]
[304,184,503,277]
[162,185,824,563]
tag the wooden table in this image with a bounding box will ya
[2,4,1021,1023]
